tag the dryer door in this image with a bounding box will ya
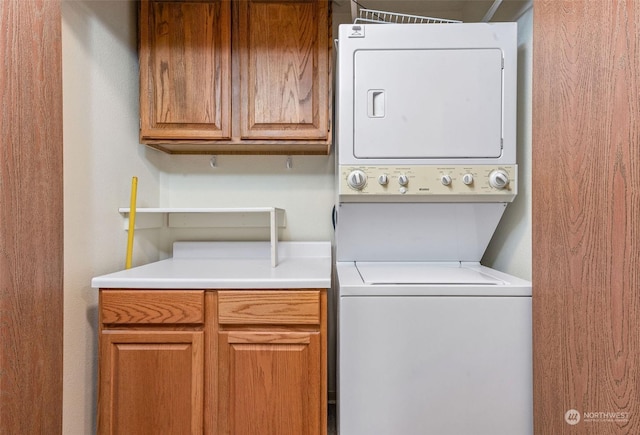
[353,48,504,159]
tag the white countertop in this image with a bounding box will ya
[91,241,332,289]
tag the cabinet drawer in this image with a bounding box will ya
[218,291,320,325]
[101,290,204,325]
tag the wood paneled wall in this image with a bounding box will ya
[0,0,63,433]
[533,1,640,433]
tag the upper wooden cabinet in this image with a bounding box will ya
[139,0,332,155]
[140,0,231,142]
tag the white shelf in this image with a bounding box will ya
[119,207,286,267]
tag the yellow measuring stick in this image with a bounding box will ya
[125,176,138,269]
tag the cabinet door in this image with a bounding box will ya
[98,330,204,435]
[218,331,323,435]
[140,0,231,140]
[237,0,329,140]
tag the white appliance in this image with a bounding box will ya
[334,22,532,435]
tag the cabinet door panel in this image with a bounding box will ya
[140,0,231,140]
[238,0,329,140]
[98,331,204,435]
[218,331,322,435]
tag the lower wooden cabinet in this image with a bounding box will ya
[98,289,327,435]
[218,331,322,435]
[217,290,325,435]
[99,331,204,435]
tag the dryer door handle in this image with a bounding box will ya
[367,89,385,118]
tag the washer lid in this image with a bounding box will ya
[355,262,507,285]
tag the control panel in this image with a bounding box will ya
[339,165,517,201]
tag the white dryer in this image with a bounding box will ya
[334,22,532,435]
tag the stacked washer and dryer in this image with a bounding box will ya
[334,23,532,434]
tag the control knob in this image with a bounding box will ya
[347,169,367,190]
[440,174,452,186]
[489,169,510,189]
[398,175,409,186]
[462,173,474,185]
[378,174,389,186]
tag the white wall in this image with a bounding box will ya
[61,1,532,432]
[156,154,336,253]
[62,1,162,433]
[483,4,533,280]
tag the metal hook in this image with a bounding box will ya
[286,156,293,169]
[209,156,217,168]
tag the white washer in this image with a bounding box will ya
[336,261,532,435]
